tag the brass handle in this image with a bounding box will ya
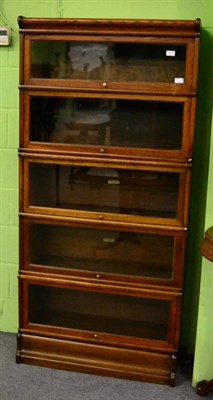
[102,82,107,87]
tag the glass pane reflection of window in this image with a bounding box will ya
[31,41,186,84]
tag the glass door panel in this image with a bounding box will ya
[30,96,183,151]
[28,284,170,342]
[29,222,175,280]
[31,41,186,84]
[29,163,179,220]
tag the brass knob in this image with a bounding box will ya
[94,334,98,339]
[98,215,103,220]
[102,82,107,87]
[100,148,105,153]
[96,274,101,279]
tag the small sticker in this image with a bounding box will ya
[166,50,176,57]
[174,77,184,84]
[103,237,116,243]
[107,179,120,185]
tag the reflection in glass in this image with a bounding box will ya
[29,163,179,219]
[31,41,186,84]
[30,223,174,279]
[29,285,170,341]
[30,97,183,150]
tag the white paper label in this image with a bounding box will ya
[166,50,176,57]
[174,77,184,84]
[103,237,116,243]
[107,179,120,185]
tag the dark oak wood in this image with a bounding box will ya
[19,214,187,289]
[18,16,200,37]
[20,90,196,161]
[197,380,213,396]
[17,333,175,385]
[18,17,200,95]
[17,17,200,386]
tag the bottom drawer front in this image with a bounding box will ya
[17,333,176,385]
[23,282,179,347]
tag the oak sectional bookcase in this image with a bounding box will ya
[17,17,200,386]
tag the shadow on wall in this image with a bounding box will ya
[181,28,213,353]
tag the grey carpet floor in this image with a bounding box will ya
[0,332,212,400]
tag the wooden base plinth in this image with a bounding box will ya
[16,332,177,386]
